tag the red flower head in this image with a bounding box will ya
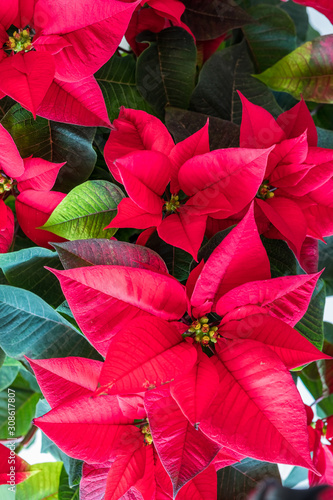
[0,0,141,126]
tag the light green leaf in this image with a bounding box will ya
[15,462,63,500]
[255,35,333,103]
[41,180,124,240]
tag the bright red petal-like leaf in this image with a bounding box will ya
[179,148,271,216]
[116,151,171,214]
[0,123,24,178]
[309,421,333,486]
[16,157,65,192]
[191,203,271,311]
[0,51,55,118]
[220,314,331,369]
[0,2,18,29]
[256,196,308,256]
[133,445,155,500]
[105,446,146,500]
[81,460,113,500]
[49,265,186,356]
[299,237,319,274]
[105,108,174,182]
[0,203,14,253]
[217,272,321,326]
[16,189,67,248]
[14,0,37,29]
[169,121,210,194]
[27,356,103,408]
[37,76,111,127]
[106,198,162,230]
[157,209,207,260]
[176,465,217,500]
[238,92,286,148]
[201,340,314,470]
[212,448,244,471]
[267,131,308,173]
[34,0,140,81]
[276,97,317,146]
[145,386,221,496]
[33,34,72,55]
[0,443,34,485]
[97,316,197,395]
[149,0,185,25]
[34,393,143,463]
[170,348,219,428]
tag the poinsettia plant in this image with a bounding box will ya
[1,1,333,499]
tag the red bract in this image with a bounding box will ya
[308,420,333,487]
[0,124,66,251]
[0,443,35,485]
[47,204,328,485]
[208,93,333,259]
[0,0,140,125]
[29,355,228,499]
[104,108,272,259]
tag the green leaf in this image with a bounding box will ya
[165,107,240,149]
[261,237,297,278]
[41,180,124,240]
[299,362,322,401]
[96,54,155,122]
[255,35,333,103]
[0,286,101,361]
[137,27,197,118]
[280,1,309,44]
[58,465,80,500]
[295,279,326,350]
[0,248,64,308]
[0,372,41,439]
[145,231,192,282]
[1,104,97,193]
[217,457,281,500]
[317,127,333,149]
[15,462,63,500]
[190,39,282,124]
[0,364,19,392]
[181,0,254,40]
[319,236,333,295]
[243,5,296,72]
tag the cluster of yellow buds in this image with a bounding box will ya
[165,194,180,213]
[257,180,275,200]
[186,316,220,345]
[0,174,13,195]
[7,29,32,52]
[141,423,153,445]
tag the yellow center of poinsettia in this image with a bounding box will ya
[184,316,220,345]
[0,174,13,195]
[164,194,180,213]
[141,423,153,445]
[257,181,275,200]
[7,29,33,52]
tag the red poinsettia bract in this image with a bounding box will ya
[0,0,141,126]
[0,123,66,251]
[31,204,332,498]
[104,107,272,259]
